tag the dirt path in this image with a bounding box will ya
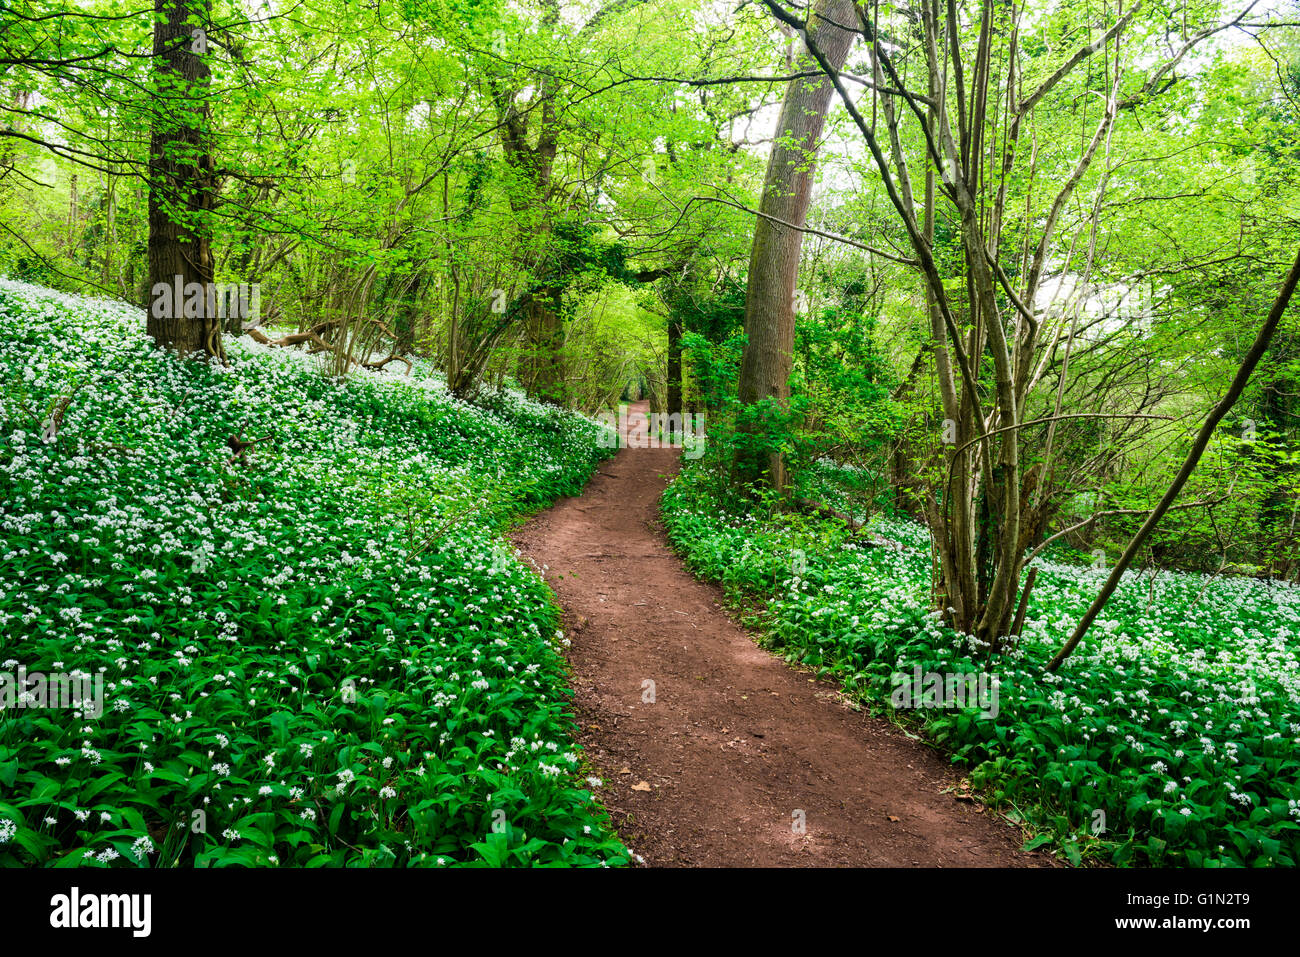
[513,401,1043,867]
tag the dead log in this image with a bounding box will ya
[796,496,862,531]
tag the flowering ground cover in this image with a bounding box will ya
[0,279,627,867]
[662,466,1300,866]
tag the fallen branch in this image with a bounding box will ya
[1046,245,1300,673]
[363,354,413,374]
[247,321,412,375]
[247,327,334,352]
[1025,496,1228,564]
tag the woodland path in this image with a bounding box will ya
[513,401,1046,867]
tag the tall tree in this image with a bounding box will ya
[735,0,858,489]
[146,0,221,359]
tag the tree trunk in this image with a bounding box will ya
[735,0,857,489]
[523,286,564,405]
[146,0,222,361]
[667,317,683,414]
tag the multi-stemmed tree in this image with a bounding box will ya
[741,0,1294,654]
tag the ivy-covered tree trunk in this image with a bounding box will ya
[735,0,857,490]
[146,0,222,360]
[522,285,565,405]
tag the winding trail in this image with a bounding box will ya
[513,401,1044,867]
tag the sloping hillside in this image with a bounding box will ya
[0,280,625,867]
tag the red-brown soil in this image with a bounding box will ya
[513,401,1046,867]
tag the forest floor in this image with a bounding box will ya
[513,401,1048,867]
